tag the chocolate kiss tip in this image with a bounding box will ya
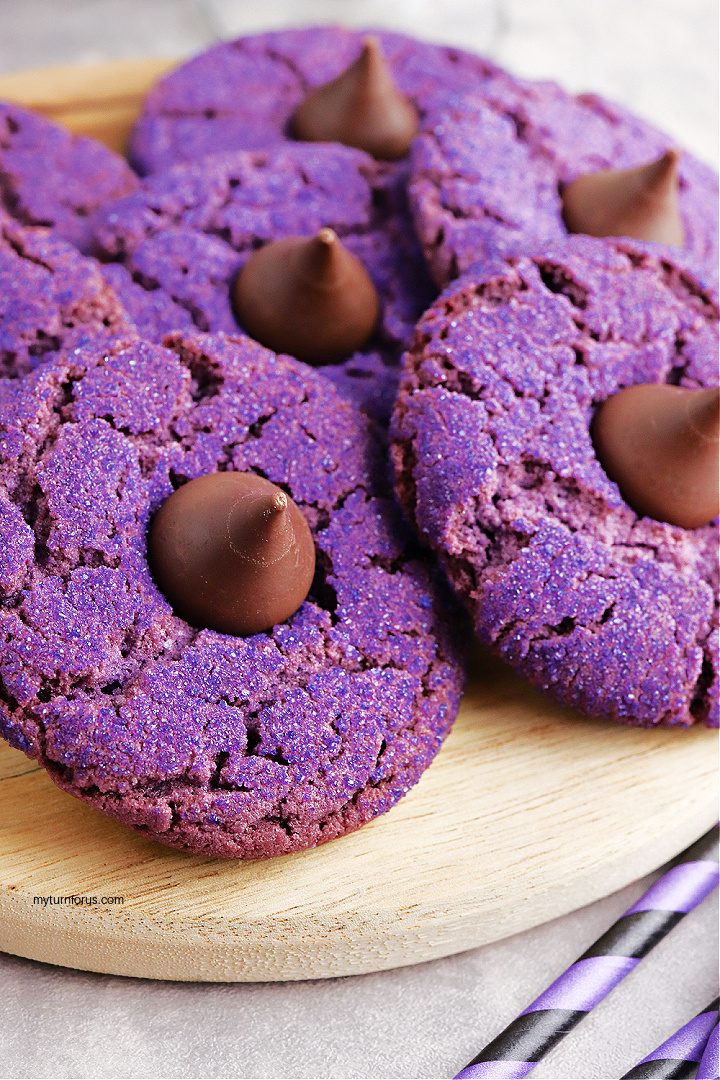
[562,150,685,247]
[358,36,387,76]
[232,232,379,364]
[267,490,288,515]
[593,383,720,529]
[148,472,315,637]
[291,35,419,161]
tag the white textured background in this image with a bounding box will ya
[0,2,718,1078]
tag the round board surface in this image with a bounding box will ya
[0,645,716,981]
[0,59,717,983]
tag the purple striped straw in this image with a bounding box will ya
[696,1022,719,1080]
[620,998,719,1078]
[454,825,719,1080]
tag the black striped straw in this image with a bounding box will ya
[621,998,719,1078]
[454,825,719,1079]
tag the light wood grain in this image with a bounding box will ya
[0,60,716,982]
[0,57,177,153]
[0,647,716,981]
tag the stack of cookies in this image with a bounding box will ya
[0,27,716,858]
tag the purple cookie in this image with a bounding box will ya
[409,79,719,287]
[0,101,138,254]
[128,26,512,176]
[391,235,719,728]
[0,214,135,379]
[92,143,435,421]
[0,330,466,858]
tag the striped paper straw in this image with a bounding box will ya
[696,1022,719,1080]
[621,998,719,1079]
[454,825,719,1080]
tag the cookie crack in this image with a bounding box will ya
[1,225,55,273]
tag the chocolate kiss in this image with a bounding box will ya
[233,227,379,363]
[291,36,419,161]
[148,472,316,635]
[562,150,685,246]
[593,384,720,528]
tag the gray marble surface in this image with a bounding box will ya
[0,2,718,1078]
[0,882,717,1078]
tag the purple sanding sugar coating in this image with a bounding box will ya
[0,329,466,858]
[520,956,639,1014]
[697,1022,719,1080]
[409,78,719,288]
[128,27,513,176]
[455,1063,534,1079]
[0,214,135,379]
[98,261,195,340]
[637,1010,718,1066]
[0,101,138,254]
[624,861,720,915]
[92,143,435,421]
[392,234,719,727]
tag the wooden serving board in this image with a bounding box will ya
[0,59,717,983]
[0,645,716,982]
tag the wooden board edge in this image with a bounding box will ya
[0,804,714,982]
[0,56,179,154]
[0,57,178,112]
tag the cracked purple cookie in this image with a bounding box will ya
[92,142,435,421]
[0,330,465,857]
[391,235,719,728]
[409,79,719,287]
[0,101,138,254]
[0,214,135,379]
[128,26,511,176]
